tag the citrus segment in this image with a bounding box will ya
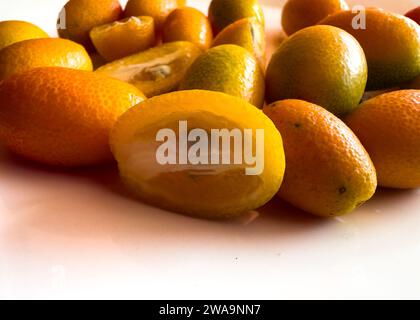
[124,0,186,31]
[110,90,285,218]
[57,0,123,50]
[96,41,202,97]
[90,16,155,62]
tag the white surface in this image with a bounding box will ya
[1,0,420,300]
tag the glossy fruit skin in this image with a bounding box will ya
[0,38,93,80]
[212,17,266,69]
[58,0,123,50]
[180,45,265,108]
[90,16,155,62]
[124,0,186,31]
[0,20,49,51]
[208,0,265,35]
[320,9,420,90]
[110,90,285,219]
[0,67,145,167]
[281,0,349,35]
[264,99,377,217]
[96,41,202,98]
[406,6,420,25]
[346,90,420,189]
[265,25,367,116]
[162,7,213,50]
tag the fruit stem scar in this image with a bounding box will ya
[339,187,347,194]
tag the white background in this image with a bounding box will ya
[1,0,420,300]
